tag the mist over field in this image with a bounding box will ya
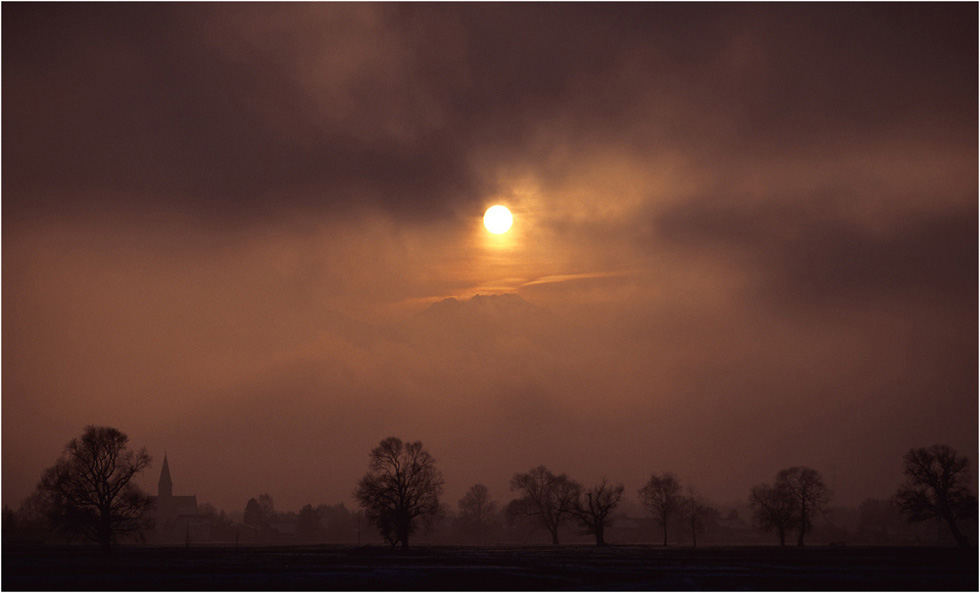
[3,3,976,521]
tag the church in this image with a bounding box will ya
[146,455,208,543]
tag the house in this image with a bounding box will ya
[146,455,208,543]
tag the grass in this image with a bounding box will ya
[3,543,977,590]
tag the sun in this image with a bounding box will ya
[483,205,513,234]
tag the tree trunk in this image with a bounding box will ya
[797,502,808,547]
[595,523,605,547]
[691,524,697,548]
[398,518,411,549]
[778,527,786,547]
[941,509,969,548]
[551,528,560,545]
[662,511,668,546]
[98,514,113,553]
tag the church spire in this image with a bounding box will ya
[158,454,173,498]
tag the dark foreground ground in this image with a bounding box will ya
[3,544,977,591]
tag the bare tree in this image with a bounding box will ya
[37,426,152,551]
[574,479,625,546]
[5,491,56,544]
[354,437,444,548]
[317,503,356,543]
[244,493,275,530]
[681,491,717,548]
[775,466,831,546]
[199,503,235,543]
[243,497,267,529]
[894,444,977,548]
[749,482,797,546]
[509,466,581,545]
[857,498,906,544]
[296,504,322,542]
[639,472,681,546]
[457,484,498,543]
[257,493,275,519]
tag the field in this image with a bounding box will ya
[3,544,976,591]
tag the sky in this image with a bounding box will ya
[3,3,977,514]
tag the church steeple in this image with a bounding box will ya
[158,454,173,498]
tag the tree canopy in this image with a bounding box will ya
[775,466,831,547]
[894,444,976,548]
[749,482,797,546]
[354,437,444,548]
[509,466,580,545]
[456,484,499,543]
[639,472,682,546]
[37,426,152,551]
[574,479,625,546]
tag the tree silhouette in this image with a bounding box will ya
[749,482,797,546]
[200,503,236,542]
[681,491,717,548]
[354,437,444,548]
[573,479,625,546]
[37,426,152,551]
[509,466,580,545]
[857,497,906,544]
[639,472,681,546]
[296,504,322,542]
[317,503,356,543]
[775,466,831,546]
[5,491,56,544]
[243,497,269,529]
[894,444,977,548]
[457,484,498,543]
[257,493,274,519]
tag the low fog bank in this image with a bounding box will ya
[4,3,975,520]
[4,268,975,516]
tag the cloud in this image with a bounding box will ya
[520,271,640,289]
[2,4,484,224]
[6,4,974,227]
[656,192,977,309]
[3,3,976,513]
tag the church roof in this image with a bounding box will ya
[158,454,173,492]
[148,494,199,515]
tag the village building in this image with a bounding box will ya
[146,455,209,543]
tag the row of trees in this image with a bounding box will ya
[353,437,976,550]
[507,467,623,546]
[348,439,713,549]
[749,466,831,547]
[505,468,711,548]
[14,427,978,551]
[240,494,359,544]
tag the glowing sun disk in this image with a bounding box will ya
[484,205,513,234]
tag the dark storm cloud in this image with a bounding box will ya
[3,4,480,223]
[703,4,977,151]
[2,3,660,220]
[657,195,977,308]
[4,3,660,222]
[6,3,975,224]
[3,2,977,514]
